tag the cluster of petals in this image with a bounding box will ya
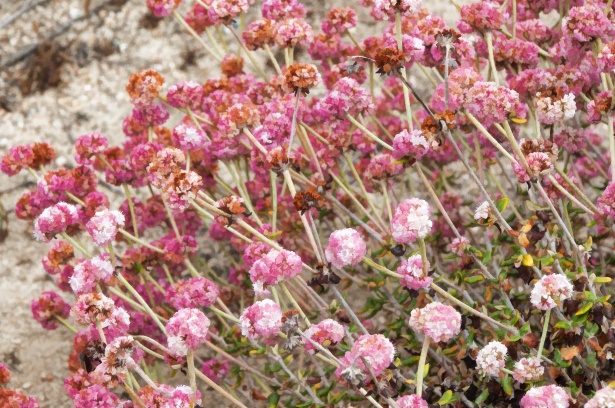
[209,0,250,24]
[586,387,615,408]
[534,92,576,125]
[465,82,525,125]
[371,0,422,21]
[33,202,80,242]
[167,81,203,110]
[86,209,125,247]
[392,129,430,161]
[391,198,432,244]
[31,291,71,330]
[69,254,114,295]
[397,254,432,290]
[74,133,108,165]
[165,277,220,309]
[450,236,470,256]
[597,182,615,219]
[71,293,115,325]
[172,123,209,151]
[261,0,306,20]
[520,384,569,408]
[562,4,613,44]
[513,357,543,383]
[302,319,345,354]
[249,248,303,295]
[460,1,508,31]
[240,299,282,340]
[408,301,461,343]
[318,77,373,118]
[396,395,429,408]
[530,273,574,310]
[325,228,366,269]
[146,0,180,17]
[476,340,507,377]
[166,308,211,356]
[335,334,395,378]
[42,240,74,275]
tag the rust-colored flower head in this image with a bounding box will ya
[293,191,325,215]
[242,19,275,51]
[374,47,405,76]
[221,54,245,77]
[266,145,297,173]
[214,195,249,226]
[126,68,165,107]
[31,142,57,169]
[283,63,321,95]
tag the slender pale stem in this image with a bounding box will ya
[536,309,551,360]
[415,338,430,397]
[345,114,393,151]
[227,25,269,83]
[395,12,413,130]
[116,274,167,334]
[194,369,249,408]
[264,44,282,75]
[330,285,369,335]
[287,94,301,156]
[485,31,499,85]
[54,315,77,333]
[431,283,518,334]
[187,350,197,406]
[172,11,222,62]
[609,117,615,183]
[122,184,139,238]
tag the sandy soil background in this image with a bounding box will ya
[0,0,466,406]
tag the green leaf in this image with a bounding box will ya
[575,302,593,316]
[475,389,489,404]
[595,276,612,284]
[496,197,509,213]
[437,390,454,406]
[465,275,485,284]
[554,320,572,330]
[584,291,597,302]
[267,392,281,407]
[501,376,513,396]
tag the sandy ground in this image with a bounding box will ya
[0,0,466,406]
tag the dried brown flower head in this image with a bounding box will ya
[31,142,56,169]
[243,19,274,51]
[283,63,321,95]
[221,54,244,77]
[215,195,249,226]
[293,191,325,214]
[374,47,405,76]
[266,145,297,173]
[126,68,164,107]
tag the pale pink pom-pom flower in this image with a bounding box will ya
[335,334,395,380]
[392,129,430,161]
[476,341,507,377]
[530,274,573,310]
[408,302,461,343]
[86,209,125,247]
[513,357,543,383]
[396,395,429,408]
[166,308,211,356]
[397,254,431,290]
[520,384,569,408]
[249,249,303,295]
[240,299,282,340]
[325,228,366,269]
[391,198,432,244]
[33,202,80,242]
[585,387,615,408]
[302,319,345,354]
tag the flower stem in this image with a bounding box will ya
[194,366,249,408]
[187,350,197,407]
[536,308,551,360]
[345,114,393,151]
[395,12,414,131]
[485,31,499,85]
[172,11,222,62]
[54,315,77,333]
[415,338,430,397]
[115,273,167,334]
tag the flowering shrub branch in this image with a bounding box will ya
[3,0,615,406]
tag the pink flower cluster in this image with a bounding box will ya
[302,318,345,354]
[325,228,366,269]
[397,254,431,290]
[69,254,114,295]
[530,274,574,310]
[249,248,303,295]
[166,308,211,355]
[86,209,125,247]
[408,301,461,343]
[476,340,507,377]
[335,334,395,378]
[31,291,71,330]
[33,202,80,242]
[513,357,543,383]
[240,299,282,340]
[520,384,569,408]
[165,277,220,309]
[391,198,432,244]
